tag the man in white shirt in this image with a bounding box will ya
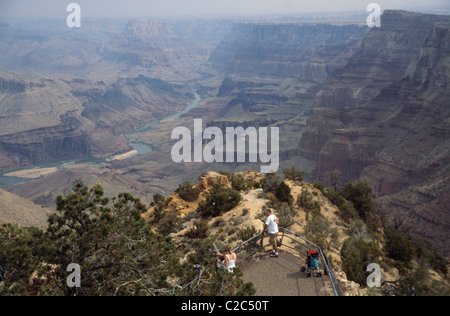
[263,209,279,257]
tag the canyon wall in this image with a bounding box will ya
[207,22,368,160]
[298,11,450,254]
[1,13,449,255]
[0,72,191,172]
[210,22,367,80]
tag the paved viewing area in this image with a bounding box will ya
[241,250,333,296]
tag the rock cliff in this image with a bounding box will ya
[210,22,367,80]
[0,125,91,168]
[103,20,210,75]
[0,71,191,172]
[311,11,449,109]
[207,22,367,158]
[298,11,450,254]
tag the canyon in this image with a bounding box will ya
[0,11,449,255]
[298,11,450,254]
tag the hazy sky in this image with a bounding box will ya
[1,0,449,18]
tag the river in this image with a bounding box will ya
[122,90,202,156]
[0,90,202,186]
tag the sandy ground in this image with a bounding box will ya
[4,167,59,179]
[107,150,138,161]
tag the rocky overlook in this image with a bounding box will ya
[142,171,449,296]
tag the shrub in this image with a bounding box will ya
[237,226,261,242]
[230,175,255,192]
[152,193,172,224]
[297,189,320,214]
[338,202,359,223]
[186,220,210,239]
[303,215,340,252]
[0,224,46,296]
[341,237,382,286]
[0,183,255,297]
[385,225,414,264]
[197,184,241,218]
[341,182,374,221]
[157,211,182,237]
[284,167,305,183]
[323,189,346,209]
[323,189,358,223]
[260,172,283,194]
[312,182,325,193]
[47,183,181,296]
[408,235,447,274]
[277,203,298,228]
[185,238,256,296]
[275,182,294,205]
[430,254,448,275]
[176,181,201,202]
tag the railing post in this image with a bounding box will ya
[212,243,219,256]
[279,229,285,247]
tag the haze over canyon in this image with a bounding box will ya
[0,8,449,256]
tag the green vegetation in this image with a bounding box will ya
[284,167,305,183]
[275,182,294,205]
[341,237,382,286]
[0,183,254,296]
[237,226,260,242]
[186,219,210,239]
[151,193,181,236]
[260,172,294,206]
[176,181,200,202]
[340,182,374,222]
[1,183,181,296]
[184,238,256,296]
[197,183,241,218]
[276,203,298,228]
[316,178,449,295]
[260,172,283,194]
[1,171,447,297]
[384,225,414,264]
[297,188,321,216]
[303,215,340,252]
[260,171,448,295]
[229,174,260,192]
[260,172,297,228]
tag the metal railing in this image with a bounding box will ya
[232,227,343,297]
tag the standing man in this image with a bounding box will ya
[263,209,279,257]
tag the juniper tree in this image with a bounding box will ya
[45,183,183,296]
